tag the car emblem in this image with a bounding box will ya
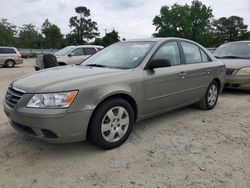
[6,93,12,100]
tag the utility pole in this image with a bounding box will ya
[104,29,108,35]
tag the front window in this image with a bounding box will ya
[82,42,155,69]
[214,42,250,59]
[71,48,84,56]
[152,41,181,66]
[54,46,75,56]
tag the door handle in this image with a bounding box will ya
[179,71,187,78]
[205,68,212,74]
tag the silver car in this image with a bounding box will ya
[3,38,225,149]
[0,47,23,68]
[214,41,250,91]
[54,45,104,66]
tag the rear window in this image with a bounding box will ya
[84,48,97,55]
[0,48,16,54]
[181,42,202,64]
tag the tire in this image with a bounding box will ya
[89,97,134,149]
[5,60,15,68]
[198,80,219,110]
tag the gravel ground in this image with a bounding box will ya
[0,59,249,188]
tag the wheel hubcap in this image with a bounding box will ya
[208,85,218,106]
[101,106,129,143]
[7,61,14,67]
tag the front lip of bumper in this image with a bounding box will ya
[225,75,250,89]
[3,101,92,143]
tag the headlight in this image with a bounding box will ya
[27,91,78,108]
[236,67,250,76]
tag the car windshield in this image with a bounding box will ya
[214,42,250,59]
[81,42,155,69]
[54,46,75,56]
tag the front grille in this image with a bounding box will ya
[5,87,25,108]
[226,69,236,75]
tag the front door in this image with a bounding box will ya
[68,48,85,65]
[143,41,188,115]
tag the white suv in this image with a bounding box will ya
[0,47,23,68]
[54,45,104,65]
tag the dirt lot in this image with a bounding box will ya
[0,59,249,188]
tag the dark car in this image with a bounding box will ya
[214,41,250,91]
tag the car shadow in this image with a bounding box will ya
[222,88,249,96]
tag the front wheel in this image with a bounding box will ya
[89,98,134,149]
[198,80,219,110]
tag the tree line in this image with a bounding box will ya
[153,1,250,47]
[0,6,120,49]
[0,1,250,49]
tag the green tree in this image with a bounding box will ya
[212,16,248,43]
[18,24,43,48]
[69,6,99,44]
[0,18,17,46]
[41,19,64,49]
[153,0,213,46]
[92,30,120,47]
[102,30,120,47]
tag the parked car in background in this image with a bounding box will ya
[207,48,216,54]
[0,47,23,68]
[214,41,250,91]
[54,45,104,65]
[20,52,32,59]
[3,38,225,149]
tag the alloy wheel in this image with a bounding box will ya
[101,106,129,143]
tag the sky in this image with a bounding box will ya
[0,0,250,39]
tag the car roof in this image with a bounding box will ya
[122,37,199,43]
[71,45,104,48]
[223,40,250,44]
[0,46,16,49]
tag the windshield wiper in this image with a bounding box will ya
[215,55,247,59]
[85,64,113,68]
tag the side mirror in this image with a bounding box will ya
[147,59,171,69]
[68,52,75,57]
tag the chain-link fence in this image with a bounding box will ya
[18,48,58,57]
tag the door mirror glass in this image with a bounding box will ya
[148,59,171,69]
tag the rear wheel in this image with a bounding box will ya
[5,60,15,68]
[198,80,219,110]
[89,98,134,149]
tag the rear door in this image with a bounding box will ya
[178,41,213,100]
[83,47,97,60]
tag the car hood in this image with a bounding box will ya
[12,65,128,93]
[221,59,250,69]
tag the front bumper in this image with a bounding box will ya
[225,75,250,90]
[3,101,92,143]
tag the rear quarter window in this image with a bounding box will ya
[200,49,211,62]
